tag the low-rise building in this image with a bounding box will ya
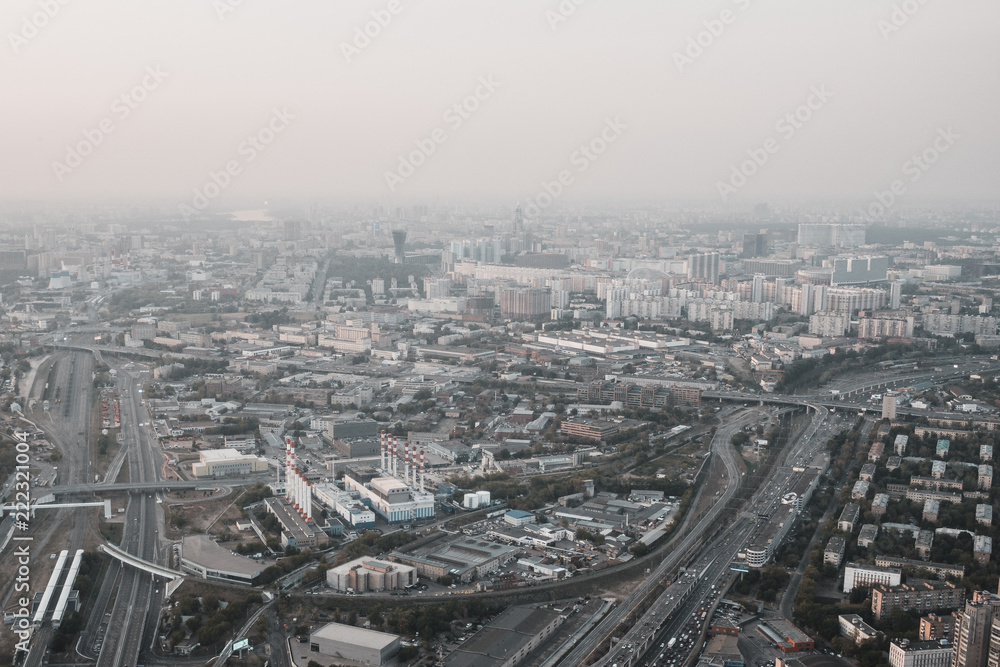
[191,448,269,478]
[872,493,890,517]
[838,503,861,532]
[824,536,846,567]
[977,504,993,526]
[327,558,418,593]
[974,535,992,564]
[839,614,879,644]
[858,524,879,549]
[875,556,964,581]
[179,534,266,586]
[309,623,400,666]
[843,562,902,594]
[755,619,813,653]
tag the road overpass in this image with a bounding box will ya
[44,480,245,496]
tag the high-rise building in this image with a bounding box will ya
[424,278,451,299]
[687,252,720,285]
[891,281,903,310]
[882,392,898,420]
[499,287,551,320]
[952,592,1000,667]
[797,223,866,247]
[831,255,891,286]
[741,233,767,258]
[752,274,765,303]
[283,219,302,241]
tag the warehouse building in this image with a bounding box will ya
[443,605,566,667]
[309,623,400,666]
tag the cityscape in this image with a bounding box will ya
[1,3,999,667]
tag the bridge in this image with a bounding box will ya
[44,480,244,497]
[99,542,185,582]
[49,342,171,361]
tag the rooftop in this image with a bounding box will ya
[311,622,399,650]
[180,535,266,578]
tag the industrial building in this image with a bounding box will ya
[755,618,814,653]
[327,557,417,593]
[443,605,566,667]
[313,483,376,529]
[309,622,400,666]
[179,535,265,586]
[390,531,520,583]
[341,433,435,524]
[191,448,269,478]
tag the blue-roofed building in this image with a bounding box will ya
[936,440,950,457]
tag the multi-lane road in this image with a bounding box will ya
[91,363,166,667]
[556,409,757,667]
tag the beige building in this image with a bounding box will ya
[191,448,269,478]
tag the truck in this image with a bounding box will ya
[667,637,677,649]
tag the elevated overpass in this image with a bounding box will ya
[99,542,184,581]
[45,480,245,497]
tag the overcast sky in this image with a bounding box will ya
[1,0,997,209]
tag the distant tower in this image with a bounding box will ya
[392,230,407,264]
[890,281,902,310]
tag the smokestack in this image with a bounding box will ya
[391,436,398,477]
[420,448,425,494]
[392,230,407,264]
[380,431,387,472]
[404,442,410,484]
[304,479,312,520]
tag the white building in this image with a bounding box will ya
[843,562,902,593]
[888,640,951,667]
[344,474,434,524]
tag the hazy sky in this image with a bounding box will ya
[1,0,997,210]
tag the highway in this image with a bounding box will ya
[92,363,166,667]
[621,406,837,667]
[555,409,755,667]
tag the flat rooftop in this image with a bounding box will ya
[312,622,399,650]
[181,535,265,578]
